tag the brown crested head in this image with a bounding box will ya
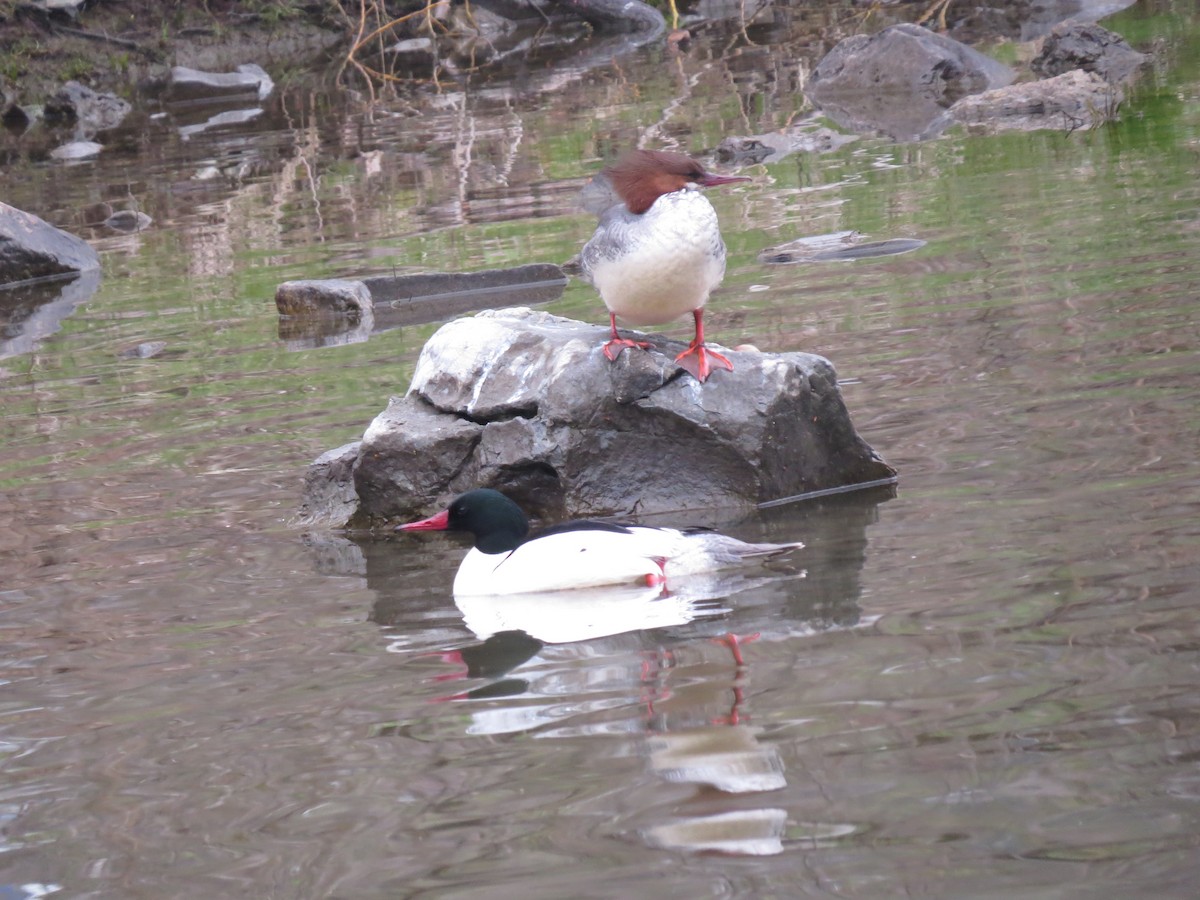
[603,149,751,215]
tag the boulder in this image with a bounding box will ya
[1031,23,1148,84]
[42,81,131,135]
[298,307,895,527]
[0,201,100,286]
[806,23,1014,140]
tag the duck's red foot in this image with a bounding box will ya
[712,632,761,667]
[674,341,733,382]
[603,336,654,362]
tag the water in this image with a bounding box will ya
[3,4,1200,896]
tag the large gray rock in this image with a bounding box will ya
[0,202,100,286]
[806,23,1014,140]
[298,308,895,527]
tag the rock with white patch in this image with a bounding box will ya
[298,307,895,526]
[168,64,275,103]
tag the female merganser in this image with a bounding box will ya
[578,149,751,382]
[397,488,802,596]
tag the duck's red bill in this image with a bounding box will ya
[397,509,450,532]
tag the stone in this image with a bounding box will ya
[276,279,376,349]
[0,201,100,286]
[1031,23,1149,84]
[42,81,131,135]
[950,69,1120,132]
[1,102,34,133]
[167,64,275,103]
[297,442,365,529]
[299,308,895,527]
[49,140,103,160]
[276,279,374,319]
[354,397,488,520]
[806,23,1014,140]
[104,210,153,232]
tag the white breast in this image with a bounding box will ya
[581,189,727,326]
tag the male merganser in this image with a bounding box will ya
[578,149,751,382]
[398,488,802,596]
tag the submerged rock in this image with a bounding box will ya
[0,201,100,286]
[298,307,895,527]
